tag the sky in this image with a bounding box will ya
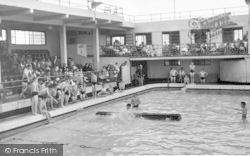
[99,0,247,15]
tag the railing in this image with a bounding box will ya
[0,70,119,104]
[101,42,248,57]
[124,6,248,23]
[37,0,123,16]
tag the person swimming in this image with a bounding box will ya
[235,101,247,121]
[129,94,141,108]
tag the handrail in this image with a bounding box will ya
[124,6,248,22]
[101,41,248,57]
[37,0,124,16]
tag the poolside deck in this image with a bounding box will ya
[0,83,249,137]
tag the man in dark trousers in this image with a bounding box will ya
[136,64,145,86]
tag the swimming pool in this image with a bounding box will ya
[1,90,250,155]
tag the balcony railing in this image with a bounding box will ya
[101,42,248,57]
[124,6,248,23]
[37,0,123,16]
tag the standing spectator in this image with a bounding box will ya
[30,76,39,115]
[178,67,186,83]
[53,56,60,67]
[190,62,196,83]
[136,64,145,86]
[91,72,98,99]
[170,67,178,83]
[199,69,208,84]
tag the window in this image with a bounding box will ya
[67,37,77,45]
[11,30,46,45]
[135,33,152,46]
[0,29,7,41]
[193,60,211,66]
[111,35,125,45]
[162,31,180,45]
[223,27,243,42]
[164,60,180,66]
[190,29,210,44]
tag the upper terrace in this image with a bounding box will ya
[0,0,134,30]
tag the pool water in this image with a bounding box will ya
[1,90,250,155]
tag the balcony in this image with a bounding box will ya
[101,41,248,58]
[124,6,248,23]
[37,0,123,16]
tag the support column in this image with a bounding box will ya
[60,25,67,65]
[247,1,250,54]
[0,19,2,82]
[92,27,100,71]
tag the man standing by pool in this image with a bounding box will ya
[136,64,145,86]
[91,72,98,99]
[189,62,195,83]
[199,69,208,84]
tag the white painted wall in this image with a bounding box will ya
[67,44,94,65]
[220,59,247,83]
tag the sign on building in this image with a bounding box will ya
[77,44,87,57]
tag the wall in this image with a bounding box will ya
[131,15,248,45]
[220,59,247,83]
[67,44,94,65]
[75,33,106,55]
[146,59,220,83]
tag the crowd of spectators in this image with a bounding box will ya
[101,40,248,57]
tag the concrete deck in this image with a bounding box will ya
[1,83,250,134]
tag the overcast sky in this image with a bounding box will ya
[99,0,247,15]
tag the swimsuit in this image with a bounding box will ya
[92,82,97,85]
[80,91,86,94]
[31,92,38,97]
[200,77,205,80]
[190,70,194,73]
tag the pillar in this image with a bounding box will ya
[247,5,250,54]
[246,0,250,54]
[60,25,67,65]
[92,27,100,71]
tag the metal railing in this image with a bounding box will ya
[124,6,248,23]
[37,0,123,16]
[0,70,119,104]
[101,42,248,57]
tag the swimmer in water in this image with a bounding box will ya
[130,94,141,109]
[126,103,131,110]
[235,101,247,121]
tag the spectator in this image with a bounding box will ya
[190,62,195,83]
[136,64,145,86]
[199,69,208,84]
[178,67,186,83]
[170,67,178,83]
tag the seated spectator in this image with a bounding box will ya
[184,75,190,84]
[98,83,111,97]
